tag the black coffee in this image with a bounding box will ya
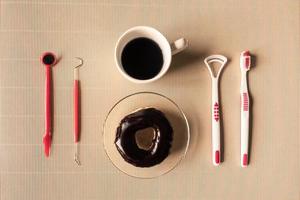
[121,37,163,80]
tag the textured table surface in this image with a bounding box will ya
[0,0,299,199]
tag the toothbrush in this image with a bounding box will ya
[240,51,251,167]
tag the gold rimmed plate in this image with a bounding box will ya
[103,92,190,178]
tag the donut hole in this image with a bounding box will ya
[135,127,156,151]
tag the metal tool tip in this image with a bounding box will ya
[75,57,83,68]
[74,154,81,165]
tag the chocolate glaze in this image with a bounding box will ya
[115,108,173,167]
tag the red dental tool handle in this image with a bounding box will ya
[45,65,51,133]
[73,59,82,165]
[74,79,79,143]
[41,52,56,157]
[43,65,52,157]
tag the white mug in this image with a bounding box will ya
[115,26,188,83]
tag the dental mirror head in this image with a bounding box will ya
[41,52,57,66]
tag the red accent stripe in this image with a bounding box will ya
[243,154,248,166]
[243,93,249,111]
[215,151,220,164]
[214,102,219,121]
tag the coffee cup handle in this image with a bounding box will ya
[170,38,188,55]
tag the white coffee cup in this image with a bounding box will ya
[115,26,188,83]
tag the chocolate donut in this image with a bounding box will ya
[115,108,173,167]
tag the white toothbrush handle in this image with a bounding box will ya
[212,79,220,166]
[241,73,249,167]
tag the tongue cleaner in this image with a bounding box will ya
[41,52,57,157]
[240,50,251,167]
[204,55,228,166]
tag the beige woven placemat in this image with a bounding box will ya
[0,0,299,199]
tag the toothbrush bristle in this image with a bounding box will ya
[241,51,251,70]
[242,51,250,57]
[244,57,250,69]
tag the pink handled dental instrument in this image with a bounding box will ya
[41,52,57,157]
[74,57,83,165]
